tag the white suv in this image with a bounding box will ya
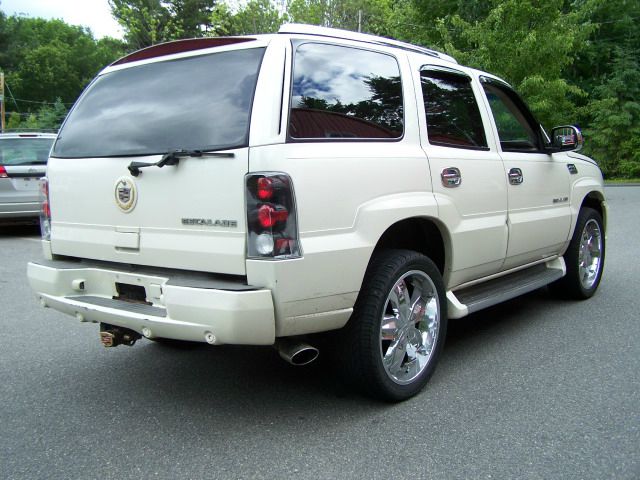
[27,24,607,401]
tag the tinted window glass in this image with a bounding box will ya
[0,138,55,165]
[482,82,539,151]
[420,70,487,149]
[289,43,403,139]
[53,48,265,158]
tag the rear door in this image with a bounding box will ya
[415,64,508,286]
[47,42,269,275]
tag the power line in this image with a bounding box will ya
[3,81,19,109]
[2,79,74,108]
[8,97,74,106]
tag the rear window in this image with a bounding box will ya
[53,47,265,158]
[0,138,55,165]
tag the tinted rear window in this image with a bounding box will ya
[0,138,55,165]
[53,47,265,158]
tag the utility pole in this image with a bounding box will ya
[1,72,5,132]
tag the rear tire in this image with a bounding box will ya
[343,249,447,401]
[550,207,605,299]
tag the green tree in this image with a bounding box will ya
[0,13,125,128]
[287,0,393,35]
[36,98,68,130]
[582,49,640,177]
[109,0,218,48]
[571,0,640,93]
[568,0,640,176]
[0,7,8,65]
[424,1,590,129]
[211,0,286,35]
[6,111,22,130]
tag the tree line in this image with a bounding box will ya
[0,0,638,178]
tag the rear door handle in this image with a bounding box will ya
[441,167,461,188]
[508,168,523,185]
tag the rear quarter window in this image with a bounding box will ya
[288,42,404,140]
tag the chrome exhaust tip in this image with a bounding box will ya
[275,338,319,366]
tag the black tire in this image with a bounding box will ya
[549,207,605,299]
[343,249,447,401]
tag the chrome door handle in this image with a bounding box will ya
[441,167,461,188]
[508,168,523,185]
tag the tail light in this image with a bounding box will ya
[39,178,51,240]
[246,173,301,259]
[0,165,8,178]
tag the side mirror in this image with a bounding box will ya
[551,125,583,152]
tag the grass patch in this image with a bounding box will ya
[604,178,640,184]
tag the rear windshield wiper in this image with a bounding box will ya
[127,149,233,177]
[127,149,200,177]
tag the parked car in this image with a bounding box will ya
[27,24,606,401]
[0,132,56,225]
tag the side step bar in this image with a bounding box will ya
[447,258,566,319]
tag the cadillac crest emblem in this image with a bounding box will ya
[114,177,137,212]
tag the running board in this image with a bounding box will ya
[446,258,566,319]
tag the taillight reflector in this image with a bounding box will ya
[257,177,274,200]
[0,165,7,178]
[258,204,288,228]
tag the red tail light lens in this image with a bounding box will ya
[246,173,301,259]
[257,177,274,200]
[39,178,52,240]
[0,165,8,178]
[258,204,288,228]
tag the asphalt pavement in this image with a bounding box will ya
[1,187,639,479]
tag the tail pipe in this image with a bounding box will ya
[275,338,319,366]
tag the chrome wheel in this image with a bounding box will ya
[380,270,440,385]
[578,218,603,290]
[548,207,605,300]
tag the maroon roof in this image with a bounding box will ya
[111,37,255,66]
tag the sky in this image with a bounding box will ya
[0,0,123,39]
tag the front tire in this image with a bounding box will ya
[344,249,447,401]
[550,207,605,299]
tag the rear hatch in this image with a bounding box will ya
[0,135,53,207]
[47,41,267,275]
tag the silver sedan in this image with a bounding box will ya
[0,132,56,225]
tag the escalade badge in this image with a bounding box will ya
[114,177,137,212]
[182,218,238,228]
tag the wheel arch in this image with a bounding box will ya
[371,217,450,277]
[580,190,607,231]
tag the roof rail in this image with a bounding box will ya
[278,23,457,64]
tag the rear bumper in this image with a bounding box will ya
[27,261,275,345]
[0,201,40,222]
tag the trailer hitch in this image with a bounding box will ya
[99,323,141,347]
